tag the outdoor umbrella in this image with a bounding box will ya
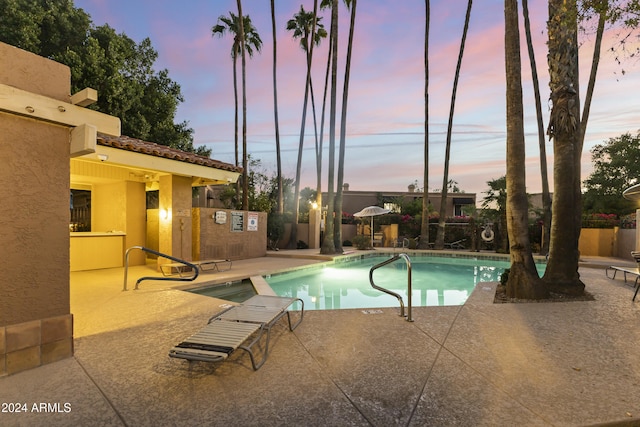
[353,206,391,248]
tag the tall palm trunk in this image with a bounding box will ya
[543,0,585,295]
[580,7,606,150]
[289,0,319,249]
[237,0,248,210]
[334,0,357,253]
[419,0,431,249]
[271,0,283,214]
[232,53,240,206]
[435,0,472,249]
[316,29,333,211]
[504,0,548,299]
[522,0,551,255]
[321,0,338,255]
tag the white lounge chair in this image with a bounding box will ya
[169,295,303,370]
[160,258,232,277]
[444,239,466,250]
[606,251,640,301]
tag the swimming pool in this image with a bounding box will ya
[265,254,546,310]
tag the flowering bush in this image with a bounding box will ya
[581,213,619,228]
[342,212,357,224]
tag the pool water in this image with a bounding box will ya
[265,255,545,310]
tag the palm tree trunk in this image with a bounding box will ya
[504,0,548,299]
[316,29,333,212]
[289,0,319,249]
[321,0,338,255]
[233,54,240,207]
[271,0,284,214]
[334,0,357,253]
[543,0,585,295]
[236,0,248,210]
[522,0,551,256]
[435,0,472,249]
[580,8,606,150]
[419,0,431,249]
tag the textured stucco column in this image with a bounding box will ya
[158,175,193,269]
[0,42,73,375]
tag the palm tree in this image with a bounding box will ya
[315,0,335,237]
[543,0,585,296]
[434,0,472,250]
[286,2,326,248]
[212,10,262,209]
[579,3,607,150]
[522,0,551,256]
[236,0,248,210]
[321,0,339,255]
[270,0,283,214]
[334,0,356,253]
[504,0,548,299]
[419,0,431,249]
[316,17,333,214]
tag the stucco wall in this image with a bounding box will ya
[93,181,146,265]
[615,228,636,259]
[0,42,73,375]
[579,228,615,257]
[193,209,267,260]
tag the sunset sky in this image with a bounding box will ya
[74,0,640,197]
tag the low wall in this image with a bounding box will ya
[579,227,637,258]
[193,208,266,260]
[579,229,615,257]
[615,228,636,259]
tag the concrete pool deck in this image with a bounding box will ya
[2,251,640,426]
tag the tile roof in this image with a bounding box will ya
[97,133,242,173]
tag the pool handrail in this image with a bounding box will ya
[123,246,199,291]
[369,253,413,322]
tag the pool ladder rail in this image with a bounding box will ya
[369,253,413,322]
[123,246,200,291]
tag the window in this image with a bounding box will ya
[70,189,91,231]
[383,202,401,213]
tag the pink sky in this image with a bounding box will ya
[75,0,640,199]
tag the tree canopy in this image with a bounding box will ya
[582,131,640,215]
[0,0,209,156]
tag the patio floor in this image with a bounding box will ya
[1,251,640,426]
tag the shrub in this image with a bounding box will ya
[267,212,285,249]
[343,240,352,247]
[352,234,371,250]
[620,213,637,229]
[500,268,510,286]
[342,212,356,224]
[582,213,619,228]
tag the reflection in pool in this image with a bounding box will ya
[265,255,545,310]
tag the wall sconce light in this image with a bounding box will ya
[310,201,319,210]
[97,154,109,162]
[160,208,170,220]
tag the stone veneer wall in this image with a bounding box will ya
[0,42,73,375]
